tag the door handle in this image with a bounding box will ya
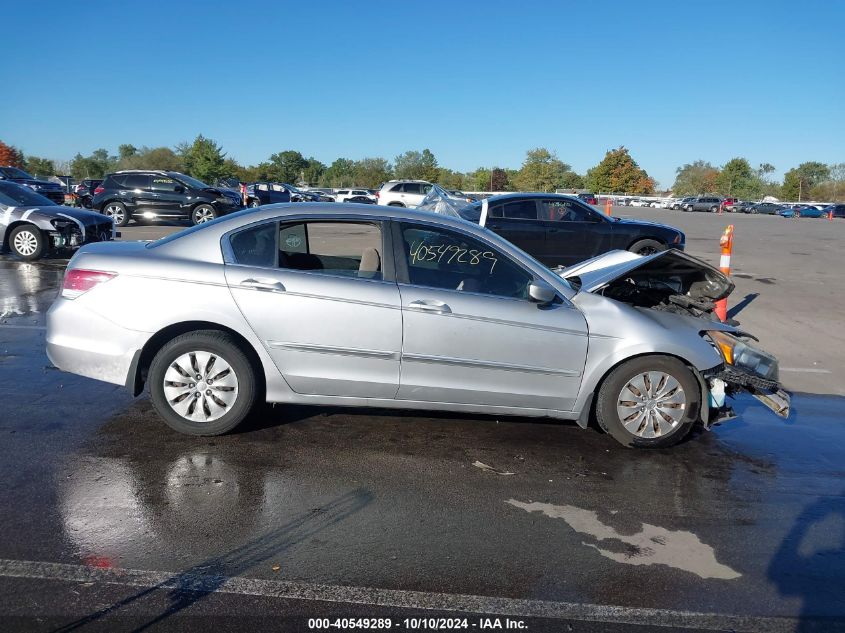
[409,299,451,314]
[240,278,285,292]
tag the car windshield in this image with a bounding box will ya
[173,173,211,190]
[282,183,300,193]
[0,181,57,206]
[458,201,482,222]
[1,167,34,180]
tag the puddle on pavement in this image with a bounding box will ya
[506,499,742,580]
[0,258,65,323]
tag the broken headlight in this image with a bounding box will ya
[707,331,779,381]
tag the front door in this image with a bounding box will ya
[536,198,612,267]
[394,221,588,412]
[149,175,185,214]
[224,218,402,398]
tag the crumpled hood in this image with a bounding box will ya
[558,248,733,301]
[45,206,109,224]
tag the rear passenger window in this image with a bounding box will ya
[502,200,538,220]
[403,183,422,194]
[278,221,383,280]
[229,222,277,268]
[125,175,150,189]
[151,177,178,192]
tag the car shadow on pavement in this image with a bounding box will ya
[767,490,845,632]
[50,487,373,633]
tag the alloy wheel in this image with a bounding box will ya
[616,371,686,438]
[105,204,125,224]
[12,230,38,256]
[163,351,239,422]
[194,207,215,223]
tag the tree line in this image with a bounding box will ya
[2,137,841,200]
[0,137,656,195]
[672,158,845,201]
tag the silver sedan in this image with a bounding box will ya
[46,204,788,448]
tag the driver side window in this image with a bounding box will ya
[399,223,532,299]
[541,199,595,222]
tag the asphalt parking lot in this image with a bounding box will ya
[1,207,844,631]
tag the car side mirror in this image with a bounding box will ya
[528,280,556,306]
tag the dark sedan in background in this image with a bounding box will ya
[456,193,685,267]
[0,181,114,260]
[0,166,66,205]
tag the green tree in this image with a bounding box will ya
[435,168,465,190]
[322,158,356,187]
[715,157,757,198]
[671,160,720,195]
[181,135,227,183]
[302,158,326,186]
[352,157,392,188]
[117,146,184,171]
[69,148,116,179]
[394,149,439,182]
[782,161,831,201]
[470,167,492,191]
[24,156,56,178]
[118,144,138,161]
[267,150,308,184]
[513,148,582,192]
[585,147,655,194]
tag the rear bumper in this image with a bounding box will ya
[46,297,151,387]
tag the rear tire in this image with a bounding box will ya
[103,201,130,226]
[9,224,45,261]
[387,202,405,207]
[148,331,257,436]
[191,204,218,225]
[595,355,700,448]
[628,239,665,256]
[249,198,261,208]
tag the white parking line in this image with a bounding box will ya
[0,558,798,632]
[780,367,832,374]
[0,324,46,330]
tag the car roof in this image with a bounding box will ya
[482,192,586,203]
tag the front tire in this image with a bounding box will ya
[191,204,218,225]
[628,238,665,256]
[249,198,261,208]
[148,331,257,436]
[9,224,45,260]
[595,356,700,448]
[103,201,130,226]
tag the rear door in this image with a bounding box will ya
[123,174,153,214]
[484,199,545,258]
[536,198,613,267]
[224,217,402,398]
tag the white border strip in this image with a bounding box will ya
[0,558,799,632]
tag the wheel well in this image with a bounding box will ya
[626,236,665,250]
[100,199,121,212]
[584,352,704,430]
[131,321,265,398]
[3,221,40,251]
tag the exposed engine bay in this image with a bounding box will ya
[557,248,735,320]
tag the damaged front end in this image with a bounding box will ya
[703,331,791,425]
[557,249,791,425]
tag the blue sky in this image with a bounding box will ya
[1,0,842,188]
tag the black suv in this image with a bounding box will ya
[0,166,65,204]
[92,170,243,226]
[457,193,685,267]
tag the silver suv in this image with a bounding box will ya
[377,180,432,208]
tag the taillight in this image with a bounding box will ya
[94,185,104,195]
[375,191,380,198]
[62,269,117,299]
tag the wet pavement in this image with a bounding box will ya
[0,255,844,631]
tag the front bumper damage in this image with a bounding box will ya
[703,365,791,429]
